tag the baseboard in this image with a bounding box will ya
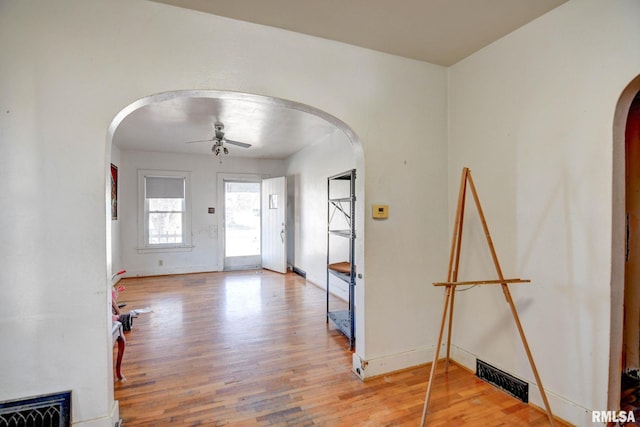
[109,400,120,427]
[72,413,117,427]
[450,345,590,426]
[351,345,436,380]
[122,265,218,278]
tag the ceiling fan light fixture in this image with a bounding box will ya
[212,143,229,156]
[186,121,251,156]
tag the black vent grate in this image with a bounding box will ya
[476,359,528,403]
[0,391,71,427]
[292,266,306,278]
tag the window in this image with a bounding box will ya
[138,170,192,251]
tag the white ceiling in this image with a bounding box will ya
[115,0,568,159]
[114,92,345,159]
[148,0,567,66]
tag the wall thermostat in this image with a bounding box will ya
[372,204,388,219]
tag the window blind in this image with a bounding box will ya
[145,177,185,199]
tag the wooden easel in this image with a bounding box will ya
[420,167,555,427]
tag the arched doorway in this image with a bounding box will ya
[105,88,366,388]
[107,90,364,276]
[611,76,640,412]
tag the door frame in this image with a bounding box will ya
[217,173,264,271]
[610,75,640,411]
[623,93,640,379]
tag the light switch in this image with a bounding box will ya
[372,204,388,219]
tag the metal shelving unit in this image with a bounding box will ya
[326,169,356,350]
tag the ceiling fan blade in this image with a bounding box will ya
[225,139,252,149]
[184,138,214,144]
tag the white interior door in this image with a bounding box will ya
[261,176,287,273]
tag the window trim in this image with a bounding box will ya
[137,169,193,252]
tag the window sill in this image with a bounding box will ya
[136,245,194,254]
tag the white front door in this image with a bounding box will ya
[261,176,287,273]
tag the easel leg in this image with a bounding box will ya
[502,285,556,427]
[420,285,453,427]
[444,169,468,372]
[444,289,455,372]
[466,172,555,426]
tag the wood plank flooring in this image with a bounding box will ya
[113,270,570,426]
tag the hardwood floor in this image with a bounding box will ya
[113,270,570,426]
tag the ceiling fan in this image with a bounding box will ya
[185,122,252,156]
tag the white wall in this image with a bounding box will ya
[448,0,640,424]
[284,128,357,300]
[0,1,447,424]
[118,150,285,277]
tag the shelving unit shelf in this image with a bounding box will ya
[326,169,356,350]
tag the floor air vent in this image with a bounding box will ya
[476,359,528,403]
[292,266,306,278]
[0,391,71,427]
